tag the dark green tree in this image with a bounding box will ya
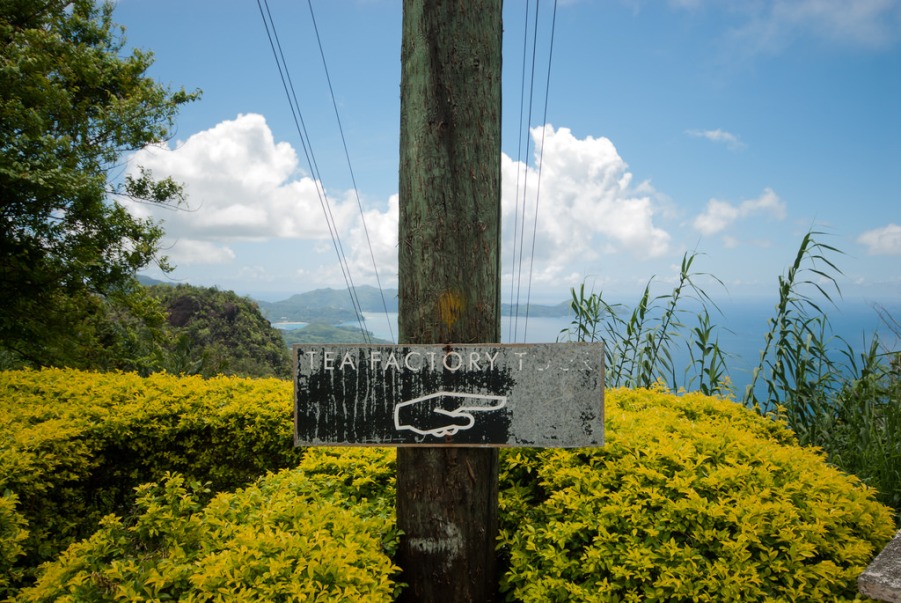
[148,284,293,380]
[0,0,198,368]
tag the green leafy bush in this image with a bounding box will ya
[0,368,301,587]
[498,387,895,601]
[563,231,901,521]
[146,284,293,379]
[4,376,894,601]
[0,492,27,600]
[19,449,400,602]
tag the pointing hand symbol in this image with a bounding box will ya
[394,392,507,438]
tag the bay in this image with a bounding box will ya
[352,299,899,398]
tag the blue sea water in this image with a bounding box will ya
[340,298,900,399]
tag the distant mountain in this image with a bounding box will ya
[280,323,392,345]
[294,286,399,313]
[257,286,570,323]
[257,286,398,324]
[137,274,169,287]
[502,301,571,318]
[137,281,570,324]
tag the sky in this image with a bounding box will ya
[113,0,901,308]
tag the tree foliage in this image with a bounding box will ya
[147,284,292,379]
[0,0,198,367]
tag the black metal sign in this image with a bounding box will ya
[294,342,604,447]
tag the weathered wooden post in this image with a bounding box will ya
[395,0,503,599]
[294,2,604,601]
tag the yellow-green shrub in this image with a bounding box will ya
[498,387,896,601]
[0,493,27,599]
[4,374,895,601]
[0,368,301,587]
[18,449,400,603]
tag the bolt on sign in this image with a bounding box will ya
[294,342,604,447]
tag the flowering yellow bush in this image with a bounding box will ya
[498,387,896,601]
[18,449,400,602]
[0,492,27,598]
[2,371,894,601]
[0,368,300,590]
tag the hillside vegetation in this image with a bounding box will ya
[147,284,292,379]
[279,322,392,345]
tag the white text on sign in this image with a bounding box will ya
[304,349,599,373]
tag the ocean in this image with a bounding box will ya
[340,298,900,398]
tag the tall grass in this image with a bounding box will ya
[743,231,844,417]
[563,230,901,520]
[563,250,729,395]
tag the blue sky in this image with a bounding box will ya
[115,0,900,307]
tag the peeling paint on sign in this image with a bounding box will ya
[294,342,604,447]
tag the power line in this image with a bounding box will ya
[507,0,533,343]
[508,0,559,343]
[522,0,559,341]
[305,0,396,343]
[509,0,541,342]
[256,0,370,342]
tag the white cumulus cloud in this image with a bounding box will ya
[126,118,675,292]
[857,223,901,255]
[124,113,356,245]
[501,125,671,288]
[692,187,786,236]
[347,194,399,287]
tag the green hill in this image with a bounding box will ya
[147,284,292,379]
[257,286,398,324]
[280,323,392,345]
[256,287,569,323]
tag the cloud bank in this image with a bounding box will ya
[123,113,894,299]
[692,188,786,236]
[125,116,673,292]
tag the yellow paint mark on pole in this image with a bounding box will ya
[438,291,464,330]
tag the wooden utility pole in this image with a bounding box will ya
[396,0,503,601]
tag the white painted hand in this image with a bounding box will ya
[394,391,507,438]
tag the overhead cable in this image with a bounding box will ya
[507,0,559,343]
[256,0,370,342]
[507,0,534,343]
[306,0,395,343]
[522,0,559,341]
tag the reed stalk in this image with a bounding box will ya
[563,229,899,519]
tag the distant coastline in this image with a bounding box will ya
[138,279,898,396]
[253,286,572,324]
[273,296,900,399]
